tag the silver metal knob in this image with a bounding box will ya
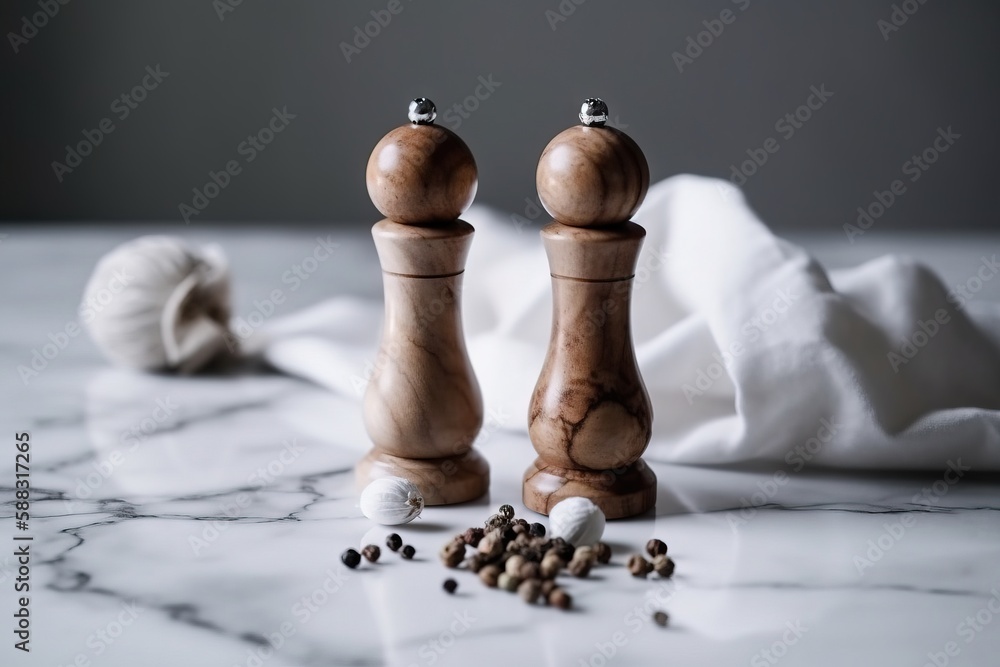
[408,98,437,125]
[579,98,609,127]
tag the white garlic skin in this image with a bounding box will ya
[82,236,232,373]
[360,477,424,525]
[549,497,606,547]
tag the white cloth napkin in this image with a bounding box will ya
[263,176,1000,471]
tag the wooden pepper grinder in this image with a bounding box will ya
[357,98,489,505]
[523,98,656,519]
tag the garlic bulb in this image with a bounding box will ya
[82,236,232,373]
[549,497,606,547]
[360,477,424,525]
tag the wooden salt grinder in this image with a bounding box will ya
[356,98,489,505]
[523,98,656,519]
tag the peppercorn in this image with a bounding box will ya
[574,546,595,564]
[516,546,540,563]
[540,554,564,579]
[401,544,416,560]
[386,533,403,552]
[341,548,361,569]
[478,532,503,560]
[462,527,484,547]
[548,587,572,610]
[501,525,517,543]
[497,572,521,592]
[540,579,557,599]
[594,542,612,564]
[653,611,669,627]
[529,522,546,538]
[498,504,515,521]
[646,539,668,558]
[515,518,529,528]
[627,554,652,578]
[519,561,541,581]
[518,578,542,604]
[548,538,575,562]
[485,514,505,530]
[440,540,465,568]
[652,554,675,578]
[505,555,526,577]
[465,554,487,573]
[479,564,501,587]
[512,523,527,536]
[568,556,592,578]
[362,544,381,563]
[443,578,458,594]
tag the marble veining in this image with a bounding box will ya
[0,228,998,666]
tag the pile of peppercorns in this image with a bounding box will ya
[341,533,416,569]
[438,504,674,621]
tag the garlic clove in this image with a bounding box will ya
[548,497,606,547]
[360,476,425,525]
[83,236,234,373]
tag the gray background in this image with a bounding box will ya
[2,0,997,231]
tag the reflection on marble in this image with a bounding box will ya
[1,228,999,667]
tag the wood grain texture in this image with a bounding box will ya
[357,448,489,506]
[524,219,655,518]
[360,219,488,505]
[523,457,656,520]
[366,124,478,225]
[536,125,649,228]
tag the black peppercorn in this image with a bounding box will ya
[462,527,484,547]
[361,544,381,563]
[653,611,669,627]
[646,539,668,558]
[548,587,572,610]
[627,554,652,578]
[401,544,416,559]
[498,504,515,520]
[529,522,546,538]
[515,518,529,529]
[443,578,458,594]
[386,533,403,552]
[652,555,675,578]
[594,542,612,564]
[341,548,361,569]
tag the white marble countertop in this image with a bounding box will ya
[1,227,999,667]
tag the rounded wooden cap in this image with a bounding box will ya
[536,101,649,227]
[366,99,478,225]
